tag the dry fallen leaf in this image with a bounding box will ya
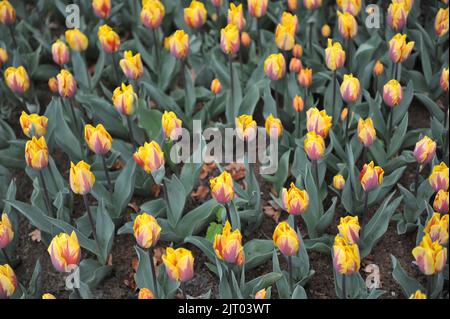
[225,163,246,180]
[107,254,113,266]
[29,229,41,242]
[191,185,210,200]
[131,257,139,272]
[113,160,125,170]
[199,162,217,180]
[152,184,161,197]
[263,201,281,223]
[128,202,140,213]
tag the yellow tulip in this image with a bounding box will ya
[0,48,8,67]
[112,83,137,115]
[141,0,165,29]
[275,23,295,51]
[84,124,113,155]
[133,213,161,249]
[321,24,331,38]
[213,221,245,266]
[325,39,346,71]
[92,0,111,19]
[48,77,58,93]
[98,24,121,53]
[357,117,376,148]
[304,131,325,161]
[19,111,48,138]
[264,53,286,81]
[387,2,408,31]
[292,44,303,58]
[57,69,77,98]
[248,0,268,18]
[235,114,257,141]
[25,136,49,170]
[0,0,16,24]
[306,107,333,138]
[429,162,449,192]
[162,111,182,141]
[383,79,403,108]
[433,190,449,214]
[389,33,414,63]
[333,174,346,190]
[184,0,207,29]
[210,78,222,94]
[162,247,194,282]
[0,213,13,249]
[340,107,349,122]
[424,213,449,245]
[47,231,81,273]
[138,288,156,299]
[228,3,245,31]
[273,221,300,256]
[339,0,361,16]
[360,161,384,192]
[221,23,240,55]
[413,136,437,165]
[409,290,427,299]
[4,66,29,94]
[440,68,449,92]
[69,161,95,195]
[0,264,17,299]
[338,215,360,245]
[65,29,89,52]
[435,7,449,37]
[281,183,309,216]
[254,288,267,299]
[303,0,322,10]
[210,171,235,204]
[412,233,447,275]
[133,141,165,174]
[333,235,360,275]
[265,114,283,139]
[120,51,144,80]
[169,30,190,60]
[340,74,361,104]
[289,58,302,73]
[51,40,70,66]
[42,293,56,299]
[241,32,251,48]
[337,11,358,40]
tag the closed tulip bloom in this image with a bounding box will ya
[51,40,70,65]
[429,163,449,192]
[92,0,111,19]
[133,141,165,174]
[120,51,144,80]
[248,0,268,18]
[298,68,313,88]
[0,48,7,67]
[264,54,286,81]
[25,136,48,170]
[0,0,15,24]
[273,221,300,256]
[211,0,222,8]
[48,77,58,93]
[435,7,449,37]
[236,114,257,141]
[337,11,357,40]
[47,231,81,273]
[440,68,449,91]
[373,60,384,76]
[387,2,408,31]
[340,107,348,122]
[241,32,251,48]
[383,79,403,107]
[412,234,447,275]
[433,190,449,214]
[141,0,165,29]
[112,83,137,115]
[393,0,413,12]
[169,30,190,60]
[70,161,95,195]
[303,0,322,10]
[281,183,309,216]
[333,236,360,275]
[133,213,161,249]
[357,118,376,147]
[4,66,29,94]
[275,23,296,51]
[0,213,13,249]
[0,264,17,299]
[389,33,414,63]
[340,74,360,104]
[424,213,449,245]
[65,29,88,52]
[84,124,113,155]
[292,44,303,58]
[184,0,207,29]
[19,111,48,138]
[338,216,360,244]
[413,136,436,165]
[98,24,121,53]
[255,288,267,299]
[292,95,304,113]
[57,69,77,98]
[162,247,194,282]
[333,174,346,190]
[304,131,325,161]
[221,23,240,55]
[138,288,155,299]
[214,221,245,266]
[162,111,182,141]
[42,293,56,299]
[360,161,384,192]
[409,290,427,299]
[306,107,333,138]
[339,0,361,16]
[210,78,222,94]
[325,39,346,71]
[289,58,302,73]
[265,114,283,139]
[228,3,245,31]
[210,171,234,204]
[321,24,331,38]
[281,11,299,33]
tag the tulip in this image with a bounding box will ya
[333,236,360,275]
[56,69,77,98]
[265,114,283,139]
[0,264,17,299]
[289,58,302,74]
[254,288,267,299]
[339,0,361,16]
[292,44,303,58]
[275,23,296,51]
[98,24,121,53]
[0,48,7,67]
[433,190,449,214]
[383,79,403,108]
[235,115,257,141]
[273,221,300,256]
[340,74,360,104]
[360,161,384,192]
[321,24,331,38]
[133,213,161,249]
[4,66,29,94]
[304,131,325,161]
[409,290,427,299]
[133,141,165,174]
[169,30,190,60]
[48,77,58,93]
[264,54,286,81]
[429,162,449,192]
[138,288,156,299]
[162,247,194,282]
[424,213,449,245]
[47,231,81,273]
[337,11,357,40]
[141,0,165,29]
[332,176,345,192]
[413,136,436,165]
[440,68,449,92]
[435,7,449,37]
[357,118,376,148]
[120,51,144,80]
[292,95,304,113]
[412,234,447,275]
[303,0,322,10]
[70,161,95,195]
[340,107,348,122]
[42,293,56,299]
[389,33,414,63]
[84,124,112,155]
[112,83,137,115]
[25,136,48,170]
[51,40,70,66]
[65,29,88,52]
[281,183,309,216]
[288,0,298,11]
[19,111,48,138]
[213,221,245,265]
[338,216,360,245]
[92,0,111,19]
[210,171,234,204]
[221,23,240,55]
[241,32,251,48]
[387,2,408,31]
[325,39,346,71]
[248,0,268,18]
[184,0,207,29]
[0,0,15,24]
[373,60,384,76]
[0,213,13,249]
[228,3,245,31]
[306,107,333,138]
[298,68,312,88]
[162,111,182,141]
[393,0,413,12]
[210,78,222,94]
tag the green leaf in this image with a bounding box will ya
[112,159,137,218]
[238,84,260,116]
[244,239,274,270]
[391,255,423,298]
[96,200,115,265]
[184,235,216,263]
[387,113,408,158]
[165,175,187,228]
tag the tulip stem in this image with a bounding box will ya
[229,54,235,112]
[361,191,369,239]
[427,275,433,297]
[288,255,293,293]
[1,248,12,266]
[126,115,137,149]
[83,52,92,91]
[312,160,319,190]
[225,203,232,224]
[256,17,261,55]
[152,28,161,73]
[387,106,393,148]
[332,70,337,122]
[148,248,159,297]
[82,194,100,249]
[101,155,113,194]
[111,52,120,84]
[362,147,368,166]
[345,103,351,143]
[294,111,300,139]
[342,275,347,299]
[8,25,17,50]
[38,170,54,218]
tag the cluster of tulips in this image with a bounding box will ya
[0,0,449,299]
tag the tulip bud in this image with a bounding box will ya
[339,0,362,16]
[162,247,194,282]
[47,231,81,273]
[292,95,304,113]
[133,141,165,174]
[373,60,384,76]
[429,162,449,192]
[241,32,251,48]
[56,69,77,98]
[340,107,348,122]
[228,3,246,31]
[210,171,235,204]
[112,83,137,115]
[51,40,70,66]
[412,234,447,275]
[440,68,449,92]
[141,0,165,29]
[221,23,240,55]
[306,107,333,138]
[289,58,302,73]
[321,24,331,37]
[65,29,89,52]
[424,213,449,245]
[333,235,360,275]
[236,114,257,141]
[210,78,222,94]
[213,221,245,266]
[297,68,312,88]
[48,77,58,93]
[70,161,95,195]
[84,124,113,155]
[409,290,427,299]
[169,30,190,60]
[138,288,156,299]
[20,111,48,138]
[4,66,30,94]
[389,33,414,63]
[292,44,303,58]
[303,0,322,10]
[340,74,361,104]
[0,0,16,24]
[357,117,376,148]
[387,2,408,31]
[25,136,49,170]
[98,24,121,53]
[133,213,161,249]
[42,293,56,299]
[360,161,384,192]
[281,183,309,216]
[184,0,207,29]
[265,114,283,139]
[264,53,286,81]
[162,111,183,141]
[413,136,437,165]
[92,0,111,19]
[333,174,346,190]
[0,48,7,67]
[325,39,346,71]
[383,79,403,108]
[435,7,449,37]
[273,221,300,256]
[255,288,267,299]
[304,131,325,161]
[248,0,268,18]
[120,51,144,80]
[0,213,13,249]
[337,11,357,40]
[0,264,17,299]
[338,215,360,245]
[433,190,449,214]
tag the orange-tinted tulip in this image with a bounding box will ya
[210,78,222,94]
[92,0,111,19]
[241,32,251,48]
[373,60,384,76]
[273,221,300,256]
[321,24,331,38]
[213,221,245,266]
[48,77,58,93]
[292,95,304,113]
[303,0,322,10]
[289,58,302,73]
[292,44,303,58]
[141,0,165,29]
[0,48,7,67]
[138,288,156,299]
[65,29,89,52]
[98,24,121,53]
[297,68,312,88]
